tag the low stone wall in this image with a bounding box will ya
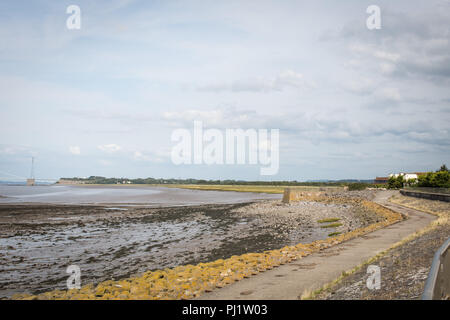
[281,187,347,203]
[400,189,450,203]
[282,188,325,203]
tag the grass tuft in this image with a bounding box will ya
[317,218,341,223]
[328,232,342,237]
[320,223,343,229]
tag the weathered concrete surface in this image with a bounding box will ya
[281,187,345,203]
[199,191,436,300]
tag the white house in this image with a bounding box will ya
[389,173,418,181]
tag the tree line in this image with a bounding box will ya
[60,176,374,187]
[388,164,449,189]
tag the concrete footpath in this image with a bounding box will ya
[199,191,436,300]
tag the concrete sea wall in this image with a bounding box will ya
[400,189,450,203]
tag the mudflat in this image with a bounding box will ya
[0,184,280,205]
[0,197,379,299]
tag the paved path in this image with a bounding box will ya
[199,191,436,300]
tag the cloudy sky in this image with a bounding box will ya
[0,0,449,181]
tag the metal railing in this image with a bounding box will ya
[422,237,450,300]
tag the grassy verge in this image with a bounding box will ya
[155,184,346,194]
[75,183,346,195]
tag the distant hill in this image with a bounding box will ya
[58,176,375,186]
[0,180,26,185]
[306,179,375,183]
[0,180,53,186]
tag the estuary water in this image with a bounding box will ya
[0,185,280,206]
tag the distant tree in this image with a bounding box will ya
[438,164,448,172]
[387,175,404,189]
[404,178,417,187]
[417,170,450,188]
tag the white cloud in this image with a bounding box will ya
[133,150,167,163]
[0,1,449,180]
[162,108,272,130]
[0,145,34,156]
[133,151,150,161]
[374,50,401,63]
[69,146,81,155]
[197,70,314,93]
[375,87,402,102]
[98,159,113,166]
[379,62,397,75]
[342,78,376,95]
[163,110,227,127]
[344,8,450,81]
[98,144,122,153]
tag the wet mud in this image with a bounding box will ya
[0,199,378,298]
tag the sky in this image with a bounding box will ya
[0,0,449,181]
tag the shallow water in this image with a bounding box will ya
[0,185,280,205]
[0,216,212,297]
